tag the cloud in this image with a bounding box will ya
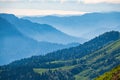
[0,0,20,1]
[0,8,87,16]
[0,0,120,4]
[0,0,120,13]
[60,0,120,4]
[83,0,120,4]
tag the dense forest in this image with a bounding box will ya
[0,31,120,80]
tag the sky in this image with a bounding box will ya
[0,0,120,16]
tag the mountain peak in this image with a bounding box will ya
[0,13,18,20]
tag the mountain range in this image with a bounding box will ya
[0,13,84,44]
[0,12,120,80]
[0,31,120,80]
[23,12,120,39]
[0,14,80,65]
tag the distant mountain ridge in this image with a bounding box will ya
[4,31,120,67]
[23,12,120,39]
[0,14,80,65]
[0,13,85,44]
[0,17,40,65]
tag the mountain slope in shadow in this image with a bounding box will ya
[0,13,85,44]
[0,16,79,65]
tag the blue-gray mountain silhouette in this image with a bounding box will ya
[0,13,85,44]
[0,14,80,65]
[23,12,120,39]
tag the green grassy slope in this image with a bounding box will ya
[75,40,120,80]
[34,65,75,74]
[33,39,120,80]
[95,65,120,80]
[74,39,120,80]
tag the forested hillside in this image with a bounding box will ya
[4,31,120,67]
[0,31,120,80]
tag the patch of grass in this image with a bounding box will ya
[74,69,91,80]
[59,65,76,70]
[34,65,76,74]
[0,70,2,73]
[75,75,88,80]
[33,68,48,74]
[106,40,120,53]
[48,60,73,64]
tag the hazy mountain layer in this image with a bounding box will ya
[0,16,79,65]
[23,12,120,39]
[0,13,85,44]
